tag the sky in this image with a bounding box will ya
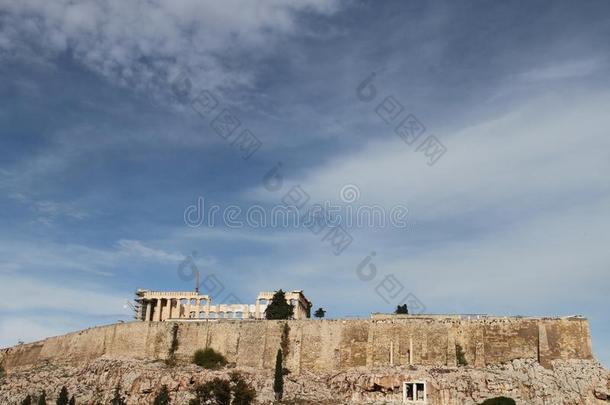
[0,0,609,366]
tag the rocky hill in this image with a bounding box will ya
[1,357,609,404]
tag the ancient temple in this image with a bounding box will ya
[134,289,311,321]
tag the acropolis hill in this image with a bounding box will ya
[1,290,609,404]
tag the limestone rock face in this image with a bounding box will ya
[0,358,608,404]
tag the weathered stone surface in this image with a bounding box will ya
[0,317,594,374]
[0,317,605,404]
[0,358,608,404]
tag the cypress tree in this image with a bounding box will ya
[273,349,283,401]
[37,390,47,405]
[68,396,75,405]
[56,386,69,405]
[110,383,126,405]
[21,395,32,405]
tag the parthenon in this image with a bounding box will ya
[134,289,312,322]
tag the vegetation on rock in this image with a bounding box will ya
[37,390,47,405]
[314,308,326,318]
[153,384,171,405]
[56,386,69,405]
[110,383,126,405]
[456,344,468,366]
[189,372,255,405]
[395,304,409,314]
[280,323,290,358]
[192,348,227,369]
[229,372,256,405]
[480,397,516,405]
[166,323,180,367]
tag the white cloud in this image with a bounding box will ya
[0,238,196,277]
[117,239,183,262]
[0,273,126,315]
[0,0,340,98]
[517,58,603,82]
[236,86,610,321]
[248,90,610,224]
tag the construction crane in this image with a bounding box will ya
[124,299,139,320]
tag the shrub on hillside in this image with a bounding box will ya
[189,378,231,405]
[192,348,227,369]
[229,372,256,405]
[153,384,171,405]
[480,397,516,405]
[188,373,255,405]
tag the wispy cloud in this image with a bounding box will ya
[517,58,604,82]
[117,239,183,262]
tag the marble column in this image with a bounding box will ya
[195,299,201,319]
[155,299,162,321]
[168,299,173,319]
[145,301,152,322]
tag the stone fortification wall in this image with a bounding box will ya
[0,316,593,373]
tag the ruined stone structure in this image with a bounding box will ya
[1,314,606,404]
[0,315,592,373]
[134,289,311,321]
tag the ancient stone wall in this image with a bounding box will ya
[0,316,593,374]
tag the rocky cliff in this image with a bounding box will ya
[0,357,608,404]
[0,317,607,404]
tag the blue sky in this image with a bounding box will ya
[1,1,609,366]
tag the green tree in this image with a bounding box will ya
[68,396,75,405]
[189,374,255,405]
[21,395,32,405]
[230,372,256,405]
[480,397,516,405]
[56,386,69,405]
[110,383,126,405]
[37,390,47,405]
[153,385,171,405]
[456,344,468,366]
[273,349,283,401]
[264,290,293,320]
[190,378,231,405]
[313,308,326,318]
[395,304,409,314]
[192,348,227,369]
